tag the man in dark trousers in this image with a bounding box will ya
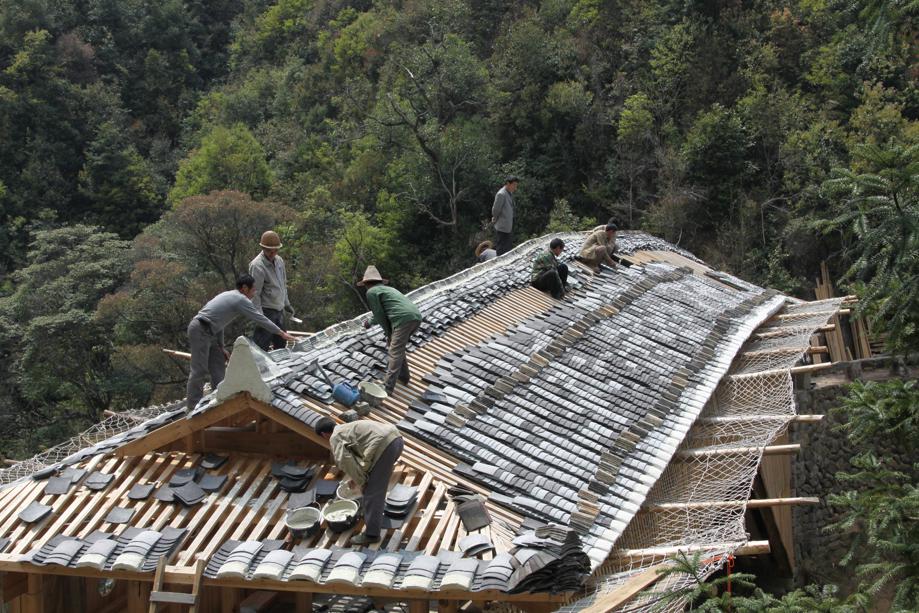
[315,417,404,546]
[531,238,569,299]
[249,230,294,351]
[186,274,296,411]
[359,266,423,394]
[491,176,518,255]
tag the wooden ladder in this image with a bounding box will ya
[148,557,205,613]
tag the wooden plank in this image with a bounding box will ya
[643,497,819,512]
[577,563,669,613]
[116,395,250,457]
[611,540,770,563]
[676,444,800,459]
[294,592,312,613]
[150,591,197,605]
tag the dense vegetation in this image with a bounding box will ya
[0,0,914,462]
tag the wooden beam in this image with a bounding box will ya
[610,540,770,563]
[753,324,835,340]
[676,444,801,459]
[697,414,823,425]
[643,497,819,512]
[115,395,249,457]
[578,563,669,613]
[162,348,192,360]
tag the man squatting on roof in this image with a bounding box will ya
[577,221,618,270]
[315,417,404,546]
[359,266,424,395]
[186,274,296,411]
[249,230,295,351]
[531,238,570,300]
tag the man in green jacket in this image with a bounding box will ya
[359,266,423,394]
[531,238,569,299]
[315,417,404,546]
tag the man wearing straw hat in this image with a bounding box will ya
[475,240,497,263]
[249,230,294,351]
[358,266,423,394]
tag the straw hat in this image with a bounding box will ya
[475,240,493,259]
[357,265,387,286]
[259,230,282,249]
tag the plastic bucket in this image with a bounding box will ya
[332,383,360,406]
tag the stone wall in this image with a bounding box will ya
[790,361,914,592]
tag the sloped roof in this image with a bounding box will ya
[0,231,835,600]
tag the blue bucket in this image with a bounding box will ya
[332,383,360,406]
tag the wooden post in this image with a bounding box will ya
[22,573,45,613]
[408,599,429,613]
[126,580,151,613]
[294,592,313,613]
[221,587,243,612]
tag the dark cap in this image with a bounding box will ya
[605,222,618,231]
[314,417,336,436]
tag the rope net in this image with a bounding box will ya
[558,299,843,612]
[0,401,183,487]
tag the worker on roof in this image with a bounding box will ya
[249,230,294,351]
[531,238,570,300]
[186,274,296,411]
[576,221,618,271]
[491,176,518,256]
[315,417,404,546]
[359,266,423,395]
[475,240,497,263]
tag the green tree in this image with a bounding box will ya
[820,144,919,353]
[168,123,274,204]
[78,119,164,237]
[156,190,294,286]
[0,226,132,440]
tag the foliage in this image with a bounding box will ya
[820,144,919,354]
[168,124,274,205]
[645,550,757,611]
[824,378,919,611]
[0,226,132,453]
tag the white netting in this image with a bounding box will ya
[558,299,843,612]
[0,401,183,487]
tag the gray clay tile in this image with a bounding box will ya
[84,471,114,490]
[154,486,175,502]
[198,474,228,493]
[200,454,228,470]
[127,483,155,500]
[43,476,72,496]
[104,507,135,525]
[19,501,52,524]
[172,482,206,506]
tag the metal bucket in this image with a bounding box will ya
[286,506,322,539]
[322,499,360,533]
[358,381,388,407]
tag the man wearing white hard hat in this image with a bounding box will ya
[249,230,294,351]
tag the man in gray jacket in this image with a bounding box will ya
[186,274,296,411]
[315,417,404,546]
[249,230,294,351]
[491,176,518,256]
